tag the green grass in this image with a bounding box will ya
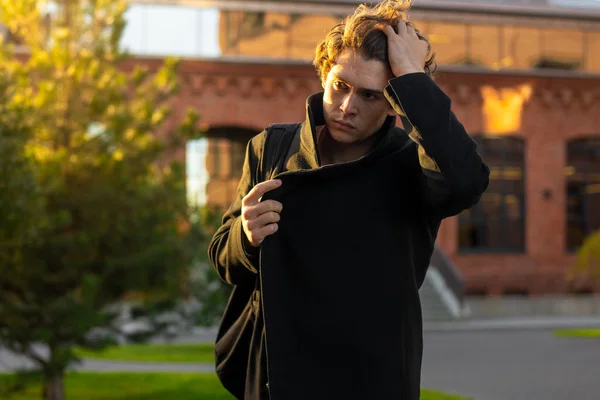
[0,373,233,400]
[74,343,215,363]
[0,373,471,400]
[553,328,600,338]
[422,389,472,400]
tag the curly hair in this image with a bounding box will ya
[313,0,437,84]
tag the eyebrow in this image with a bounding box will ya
[333,74,384,96]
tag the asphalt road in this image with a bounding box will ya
[1,325,599,400]
[421,329,600,400]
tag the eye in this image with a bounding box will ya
[363,91,376,100]
[333,81,348,91]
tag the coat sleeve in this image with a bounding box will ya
[384,73,490,219]
[208,133,265,286]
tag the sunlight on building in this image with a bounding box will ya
[481,84,533,134]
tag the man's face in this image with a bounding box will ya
[322,49,396,144]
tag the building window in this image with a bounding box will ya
[422,21,468,65]
[219,10,341,60]
[533,28,584,70]
[203,128,256,210]
[566,138,600,250]
[502,26,541,70]
[459,136,525,252]
[230,139,247,179]
[586,31,600,73]
[468,24,501,68]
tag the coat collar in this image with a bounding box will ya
[296,92,324,169]
[288,92,398,172]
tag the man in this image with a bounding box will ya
[209,1,489,399]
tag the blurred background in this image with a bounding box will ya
[0,0,599,399]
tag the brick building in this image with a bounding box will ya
[11,0,600,295]
[168,0,600,296]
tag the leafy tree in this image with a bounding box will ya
[0,59,42,276]
[576,230,600,283]
[0,1,202,399]
[185,207,231,327]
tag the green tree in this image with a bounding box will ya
[0,1,202,399]
[185,207,231,327]
[0,59,42,274]
[576,230,600,282]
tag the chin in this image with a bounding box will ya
[328,127,360,144]
[329,125,375,145]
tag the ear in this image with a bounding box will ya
[387,105,397,117]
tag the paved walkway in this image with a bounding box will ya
[422,329,600,400]
[0,349,215,373]
[1,318,599,399]
[424,315,600,331]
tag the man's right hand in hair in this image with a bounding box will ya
[241,179,283,247]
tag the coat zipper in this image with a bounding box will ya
[259,141,403,398]
[258,250,273,399]
[259,150,373,399]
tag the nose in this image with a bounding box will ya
[340,93,358,117]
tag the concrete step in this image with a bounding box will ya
[420,274,456,322]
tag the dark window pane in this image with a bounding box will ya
[209,138,222,180]
[566,138,600,250]
[459,135,525,252]
[230,139,246,179]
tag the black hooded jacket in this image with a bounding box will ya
[209,72,490,400]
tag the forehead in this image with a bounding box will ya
[329,50,392,91]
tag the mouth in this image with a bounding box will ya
[333,120,355,130]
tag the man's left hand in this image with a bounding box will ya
[381,21,428,77]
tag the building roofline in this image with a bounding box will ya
[411,0,600,21]
[133,53,600,81]
[131,0,600,21]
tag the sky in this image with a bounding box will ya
[121,4,221,57]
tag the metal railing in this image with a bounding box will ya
[429,245,465,308]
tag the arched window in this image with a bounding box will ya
[459,136,526,252]
[203,127,256,211]
[566,138,600,250]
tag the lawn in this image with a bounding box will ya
[0,373,471,400]
[553,328,600,338]
[0,373,232,400]
[74,343,215,363]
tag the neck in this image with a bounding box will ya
[318,127,377,166]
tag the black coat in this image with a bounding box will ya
[209,73,489,400]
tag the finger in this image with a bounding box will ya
[396,20,408,36]
[247,211,281,231]
[381,24,397,38]
[254,200,283,216]
[243,200,283,220]
[406,23,418,38]
[243,179,282,207]
[252,223,279,245]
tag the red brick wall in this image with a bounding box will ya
[139,56,600,295]
[438,72,600,295]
